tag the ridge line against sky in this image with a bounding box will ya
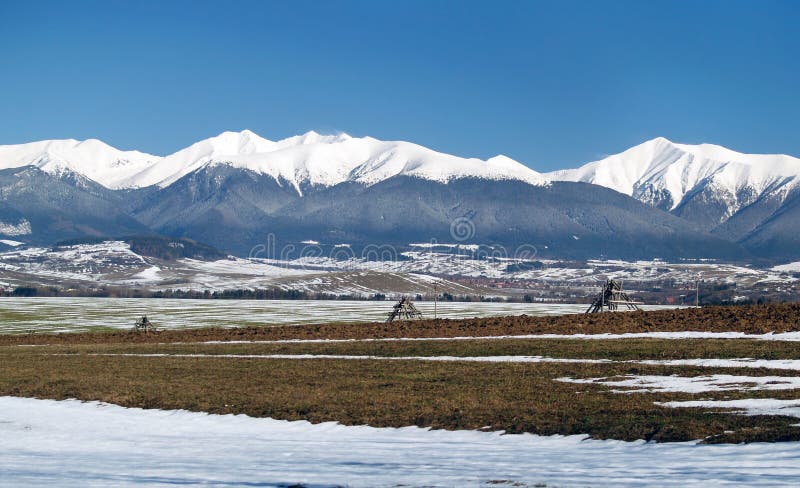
[0,0,798,171]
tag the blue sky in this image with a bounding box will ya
[0,0,797,171]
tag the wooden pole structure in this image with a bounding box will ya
[133,315,155,333]
[387,296,424,323]
[585,280,642,313]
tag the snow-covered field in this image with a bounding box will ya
[0,297,672,334]
[2,396,799,488]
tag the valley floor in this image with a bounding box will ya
[2,240,799,304]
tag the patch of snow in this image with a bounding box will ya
[409,242,480,251]
[558,374,800,393]
[81,353,800,375]
[3,396,800,487]
[0,239,24,247]
[639,358,800,371]
[82,353,612,365]
[773,261,800,273]
[132,266,161,282]
[199,331,800,345]
[0,219,31,236]
[658,398,800,419]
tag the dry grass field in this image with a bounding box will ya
[3,303,800,444]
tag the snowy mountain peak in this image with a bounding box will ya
[282,130,353,146]
[486,154,524,166]
[0,137,159,189]
[201,130,276,154]
[547,137,800,214]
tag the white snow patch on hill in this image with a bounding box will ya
[132,266,161,282]
[0,219,32,236]
[773,261,800,273]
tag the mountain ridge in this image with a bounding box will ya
[0,130,549,192]
[6,132,799,204]
[1,132,799,261]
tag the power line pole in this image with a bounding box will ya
[695,277,700,307]
[433,281,438,319]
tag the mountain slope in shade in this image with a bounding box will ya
[126,163,744,260]
[0,138,159,189]
[0,167,149,244]
[272,177,744,260]
[736,191,800,259]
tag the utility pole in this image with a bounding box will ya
[695,277,700,307]
[433,281,438,319]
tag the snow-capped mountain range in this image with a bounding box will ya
[0,130,798,261]
[4,131,797,212]
[0,130,548,193]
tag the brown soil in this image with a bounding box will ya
[3,302,800,345]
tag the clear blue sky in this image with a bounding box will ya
[0,0,797,171]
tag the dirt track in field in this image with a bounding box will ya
[2,303,799,345]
